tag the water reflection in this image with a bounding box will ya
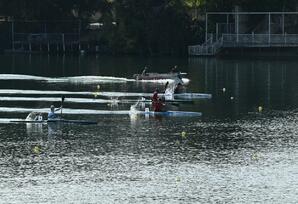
[47,123,63,136]
[189,57,295,117]
[26,123,43,135]
[1,55,298,203]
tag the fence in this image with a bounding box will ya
[222,33,298,47]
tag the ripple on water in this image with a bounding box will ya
[0,111,298,203]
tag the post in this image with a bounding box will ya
[11,20,14,51]
[205,13,208,43]
[267,63,271,106]
[62,54,65,75]
[62,33,65,52]
[282,13,285,34]
[268,13,271,44]
[78,20,81,51]
[29,42,32,52]
[216,23,219,40]
[236,12,239,43]
[226,14,229,33]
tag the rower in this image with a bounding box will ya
[151,89,166,112]
[165,81,169,92]
[141,66,148,75]
[152,88,159,102]
[174,74,185,93]
[153,98,165,112]
[26,112,38,121]
[171,65,178,73]
[48,105,62,119]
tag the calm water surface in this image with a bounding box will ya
[0,55,298,203]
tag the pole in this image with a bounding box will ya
[236,12,239,43]
[226,14,229,33]
[62,33,65,52]
[268,13,271,44]
[205,13,208,43]
[282,13,285,34]
[61,96,65,117]
[11,20,14,51]
[216,23,218,40]
[78,20,81,51]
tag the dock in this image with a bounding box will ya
[189,12,298,56]
[0,19,101,53]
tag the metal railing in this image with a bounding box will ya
[14,33,79,44]
[188,36,223,56]
[222,33,298,47]
[188,33,298,56]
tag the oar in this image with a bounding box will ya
[141,96,179,106]
[61,95,65,117]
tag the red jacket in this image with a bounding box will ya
[152,91,159,102]
[152,100,165,112]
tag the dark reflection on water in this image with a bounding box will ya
[0,55,298,203]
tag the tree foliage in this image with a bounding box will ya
[0,0,297,55]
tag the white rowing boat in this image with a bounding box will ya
[0,96,194,104]
[10,118,98,125]
[130,110,202,117]
[0,89,212,99]
[0,107,202,118]
[133,72,187,80]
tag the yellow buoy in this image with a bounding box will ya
[93,92,99,98]
[181,131,187,138]
[222,88,226,92]
[258,106,263,113]
[33,146,40,154]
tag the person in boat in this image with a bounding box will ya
[141,66,148,75]
[48,105,62,119]
[151,89,166,112]
[171,65,178,73]
[164,74,185,95]
[26,112,40,121]
[173,73,185,93]
[164,81,169,92]
[152,88,159,102]
[153,98,166,112]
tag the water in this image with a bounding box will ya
[0,55,298,203]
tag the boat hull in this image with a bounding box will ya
[134,72,187,80]
[131,110,202,117]
[10,119,97,125]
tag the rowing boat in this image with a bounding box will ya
[130,110,202,117]
[164,92,212,100]
[0,107,204,118]
[0,89,211,99]
[133,72,187,80]
[0,96,194,104]
[10,118,98,125]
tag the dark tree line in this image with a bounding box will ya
[0,0,297,55]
